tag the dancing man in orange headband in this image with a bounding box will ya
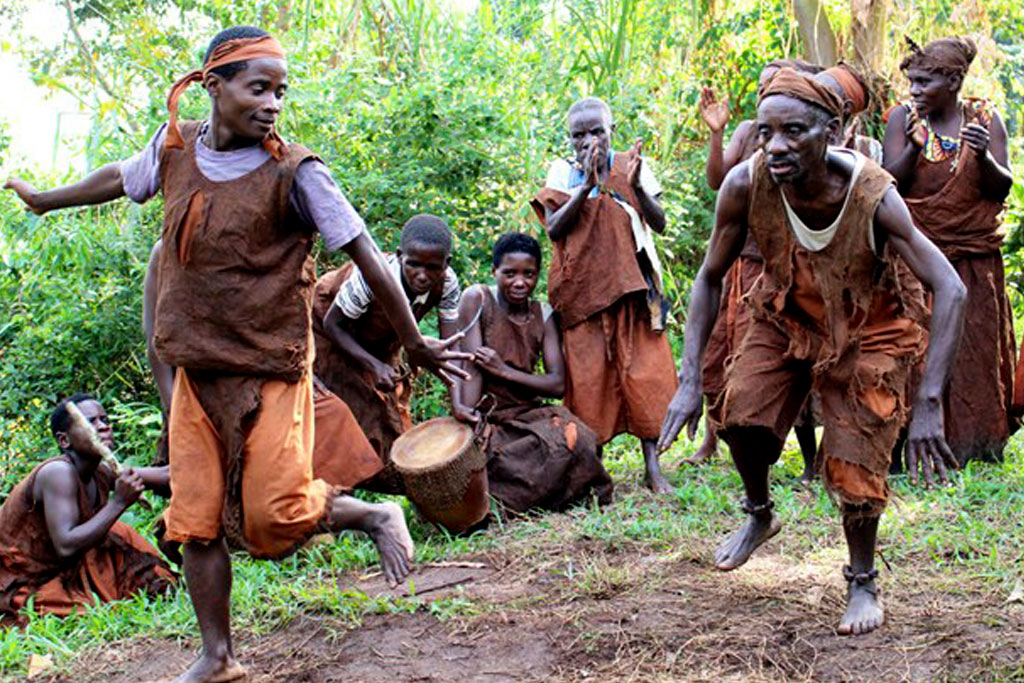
[5,25,469,683]
[660,68,964,635]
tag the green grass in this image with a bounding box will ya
[2,428,1022,679]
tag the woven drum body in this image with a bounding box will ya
[390,417,490,533]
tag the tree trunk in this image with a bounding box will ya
[792,0,837,66]
[850,0,889,74]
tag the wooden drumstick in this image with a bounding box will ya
[65,400,122,475]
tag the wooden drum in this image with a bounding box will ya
[390,417,490,533]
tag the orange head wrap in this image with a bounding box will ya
[822,62,869,115]
[758,67,844,119]
[165,35,287,159]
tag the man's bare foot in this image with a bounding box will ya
[837,568,884,635]
[714,503,781,570]
[684,435,718,466]
[174,653,247,683]
[366,501,415,587]
[645,470,674,494]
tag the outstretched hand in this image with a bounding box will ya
[405,333,473,386]
[656,377,702,453]
[905,398,957,487]
[699,87,730,133]
[626,138,644,190]
[4,178,47,215]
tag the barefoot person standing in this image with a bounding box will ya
[883,36,1017,465]
[659,69,965,635]
[5,25,467,682]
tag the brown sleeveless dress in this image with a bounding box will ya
[903,101,1016,464]
[0,456,174,624]
[477,287,613,513]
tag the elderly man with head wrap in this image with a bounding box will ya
[659,68,966,635]
[883,36,1017,466]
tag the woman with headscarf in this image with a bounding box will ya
[883,36,1016,466]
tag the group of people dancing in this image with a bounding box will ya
[0,23,1014,683]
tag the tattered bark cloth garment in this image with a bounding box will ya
[164,369,338,559]
[0,457,174,624]
[722,151,927,514]
[531,152,677,443]
[312,263,443,493]
[475,287,613,513]
[154,121,319,382]
[902,101,1016,463]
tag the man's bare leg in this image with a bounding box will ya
[795,421,818,484]
[642,438,673,493]
[715,426,782,570]
[838,508,884,635]
[177,539,246,683]
[328,495,414,587]
[684,417,719,466]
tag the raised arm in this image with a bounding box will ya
[341,232,470,383]
[706,121,754,191]
[4,163,126,215]
[35,461,143,559]
[882,106,924,192]
[625,139,666,234]
[876,187,967,485]
[657,162,751,451]
[962,110,1012,201]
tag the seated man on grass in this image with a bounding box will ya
[453,232,613,513]
[0,394,176,625]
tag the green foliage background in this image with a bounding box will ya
[1,0,1023,491]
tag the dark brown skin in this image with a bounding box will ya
[543,100,669,493]
[883,67,1012,200]
[322,241,460,392]
[452,252,565,423]
[33,399,165,559]
[658,94,966,635]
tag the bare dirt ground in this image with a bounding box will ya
[38,535,1024,683]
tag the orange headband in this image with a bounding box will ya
[823,65,868,115]
[759,67,844,118]
[165,35,287,159]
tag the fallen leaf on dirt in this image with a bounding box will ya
[1006,580,1023,604]
[27,654,53,677]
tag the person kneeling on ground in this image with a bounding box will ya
[0,395,176,625]
[452,232,613,513]
[658,68,966,636]
[314,214,462,494]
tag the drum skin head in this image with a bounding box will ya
[391,417,474,473]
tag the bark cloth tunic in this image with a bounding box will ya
[530,150,677,444]
[312,262,445,494]
[721,150,928,515]
[902,100,1018,463]
[475,286,613,513]
[156,122,339,559]
[0,457,175,624]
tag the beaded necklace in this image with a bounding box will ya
[920,116,960,164]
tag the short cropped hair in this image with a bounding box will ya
[205,25,270,80]
[399,214,453,254]
[50,393,97,440]
[567,97,613,125]
[492,232,542,269]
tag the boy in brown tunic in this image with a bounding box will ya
[0,396,175,625]
[452,233,613,513]
[659,69,965,635]
[5,26,466,683]
[314,214,461,493]
[883,36,1016,464]
[531,97,677,493]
